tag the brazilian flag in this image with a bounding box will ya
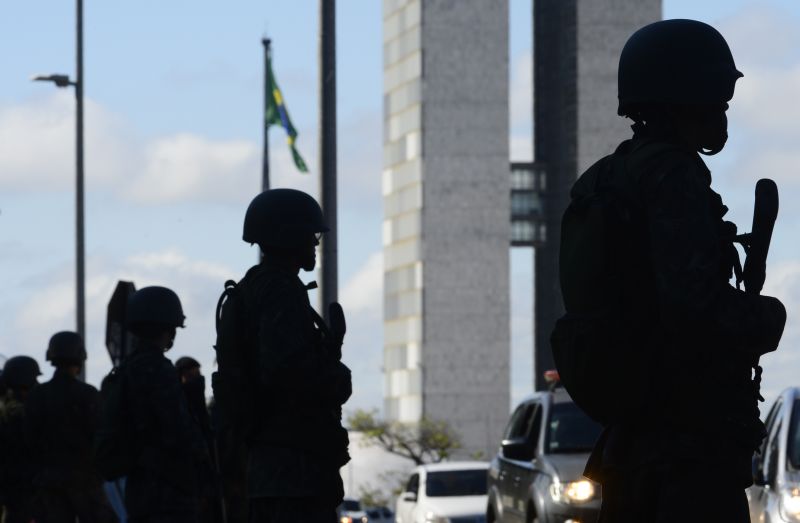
[266,57,308,173]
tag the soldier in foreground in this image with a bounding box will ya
[553,20,787,521]
[0,356,40,522]
[213,189,351,522]
[25,332,117,522]
[123,286,209,522]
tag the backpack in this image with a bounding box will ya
[551,142,656,426]
[211,279,256,436]
[94,366,137,480]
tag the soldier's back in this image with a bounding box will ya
[124,345,206,519]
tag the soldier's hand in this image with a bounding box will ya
[753,295,786,355]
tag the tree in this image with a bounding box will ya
[347,409,462,465]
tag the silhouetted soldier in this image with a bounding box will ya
[555,20,787,522]
[0,356,41,522]
[175,356,223,523]
[214,189,351,522]
[124,286,210,522]
[25,331,117,522]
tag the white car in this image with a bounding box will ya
[396,461,489,523]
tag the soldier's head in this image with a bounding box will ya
[2,356,41,399]
[126,286,186,352]
[618,19,742,155]
[174,356,202,384]
[46,331,86,376]
[242,189,328,272]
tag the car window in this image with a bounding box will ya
[526,405,543,449]
[546,402,602,453]
[342,499,361,511]
[425,469,488,497]
[504,403,528,439]
[767,420,782,484]
[405,473,419,494]
[787,399,800,470]
[506,402,536,440]
[762,398,783,457]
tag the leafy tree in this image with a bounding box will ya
[347,409,462,465]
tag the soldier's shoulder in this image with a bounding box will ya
[623,139,708,194]
[74,379,100,397]
[242,265,304,303]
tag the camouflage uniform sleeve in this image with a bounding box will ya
[642,153,786,355]
[257,279,350,407]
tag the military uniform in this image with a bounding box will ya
[0,393,36,523]
[242,261,351,522]
[582,135,785,522]
[25,368,117,523]
[124,342,209,522]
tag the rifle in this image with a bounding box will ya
[736,178,779,402]
[740,178,779,296]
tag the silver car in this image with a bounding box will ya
[487,387,602,523]
[748,387,800,522]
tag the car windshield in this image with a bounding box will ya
[546,402,602,454]
[787,399,800,469]
[342,499,361,511]
[425,469,487,497]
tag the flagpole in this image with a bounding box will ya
[262,37,271,192]
[319,0,337,319]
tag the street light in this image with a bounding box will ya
[31,0,85,380]
[31,74,75,88]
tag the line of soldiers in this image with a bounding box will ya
[0,334,117,522]
[0,189,351,523]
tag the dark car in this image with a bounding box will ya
[487,385,602,523]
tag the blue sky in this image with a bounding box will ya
[2,1,800,415]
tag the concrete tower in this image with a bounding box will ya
[382,0,511,457]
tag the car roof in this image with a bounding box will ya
[517,386,574,406]
[416,461,489,473]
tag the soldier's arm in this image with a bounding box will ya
[258,285,349,405]
[644,156,785,354]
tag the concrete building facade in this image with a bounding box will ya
[382,0,510,458]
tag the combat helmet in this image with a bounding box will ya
[126,286,186,329]
[618,19,743,116]
[174,356,201,374]
[46,331,87,365]
[2,356,41,390]
[243,189,328,248]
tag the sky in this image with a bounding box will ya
[2,0,800,419]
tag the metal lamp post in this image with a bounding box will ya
[31,0,85,379]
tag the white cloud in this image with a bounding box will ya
[714,5,800,196]
[0,94,326,206]
[341,251,383,317]
[340,251,385,413]
[129,134,259,204]
[8,248,237,387]
[0,92,134,190]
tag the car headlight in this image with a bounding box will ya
[780,487,800,522]
[549,479,596,504]
[425,512,450,523]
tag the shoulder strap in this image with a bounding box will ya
[215,279,238,334]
